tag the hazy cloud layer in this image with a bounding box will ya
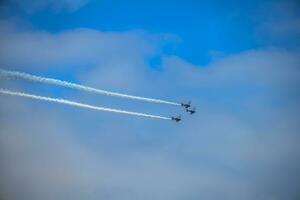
[1,17,300,200]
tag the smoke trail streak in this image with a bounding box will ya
[0,88,171,120]
[0,69,181,106]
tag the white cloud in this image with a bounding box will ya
[0,20,163,91]
[0,20,157,69]
[160,49,300,90]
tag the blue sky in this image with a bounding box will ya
[0,0,300,199]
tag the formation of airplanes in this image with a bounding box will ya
[171,101,196,122]
[0,69,197,123]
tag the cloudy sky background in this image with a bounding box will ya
[0,0,300,199]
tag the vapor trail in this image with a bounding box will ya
[0,69,180,106]
[0,88,171,120]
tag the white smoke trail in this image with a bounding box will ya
[0,69,181,106]
[0,88,171,120]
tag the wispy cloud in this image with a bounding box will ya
[3,0,91,12]
[255,0,300,46]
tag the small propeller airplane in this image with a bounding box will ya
[186,107,196,114]
[181,101,191,108]
[171,115,181,122]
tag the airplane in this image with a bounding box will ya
[186,107,196,114]
[171,115,181,122]
[181,101,191,108]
